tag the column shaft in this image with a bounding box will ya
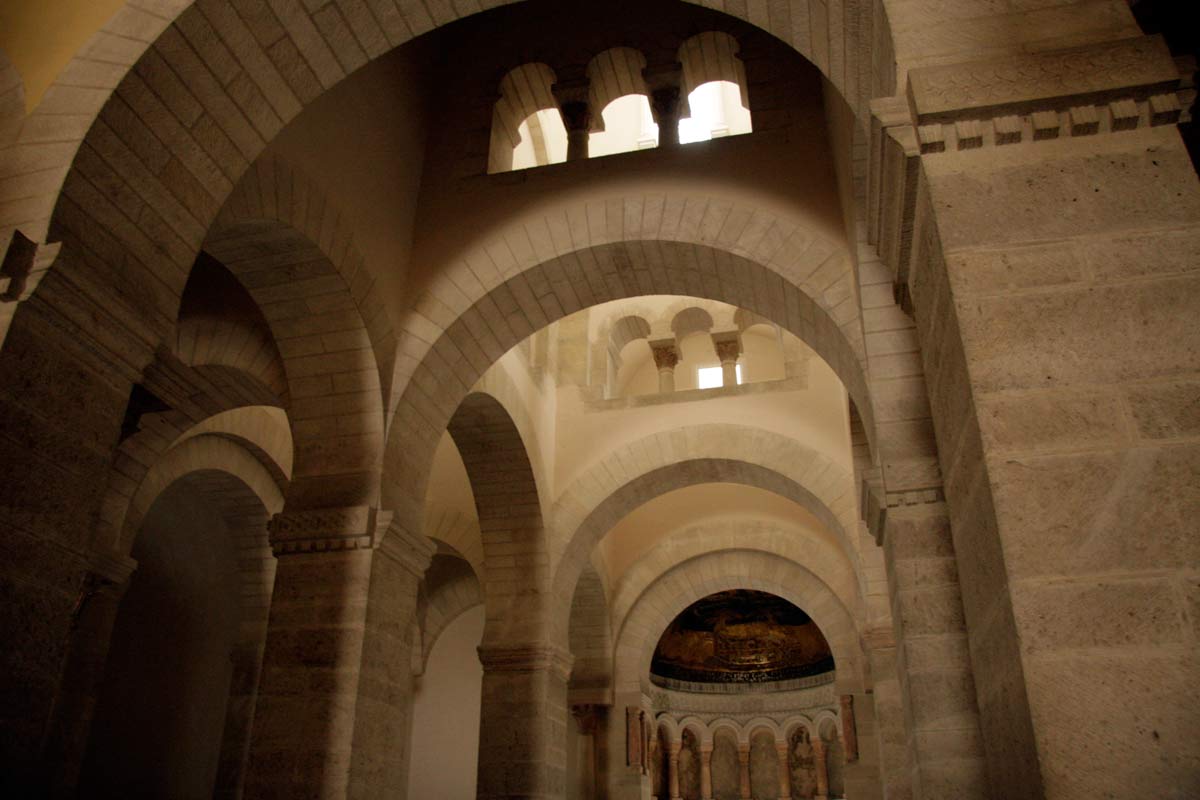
[700,746,713,800]
[477,645,572,799]
[813,740,829,800]
[668,742,681,799]
[738,746,751,799]
[775,742,791,799]
[243,511,431,799]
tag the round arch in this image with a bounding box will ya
[612,550,863,695]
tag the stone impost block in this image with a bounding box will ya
[478,643,574,681]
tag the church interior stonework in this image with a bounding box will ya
[0,1,1197,798]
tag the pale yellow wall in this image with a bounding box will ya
[0,0,125,110]
[407,604,485,800]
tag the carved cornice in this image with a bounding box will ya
[478,643,574,680]
[268,506,436,580]
[869,35,1186,294]
[909,36,1178,124]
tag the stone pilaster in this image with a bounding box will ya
[42,548,137,798]
[571,704,605,800]
[872,32,1199,798]
[243,508,433,799]
[476,643,573,799]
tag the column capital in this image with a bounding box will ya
[477,643,574,680]
[571,703,604,735]
[710,329,742,362]
[648,337,681,370]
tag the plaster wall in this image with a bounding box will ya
[407,603,485,800]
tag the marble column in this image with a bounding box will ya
[700,744,713,800]
[775,741,792,800]
[42,549,137,798]
[812,739,829,800]
[710,330,742,387]
[738,744,751,799]
[668,739,682,800]
[243,508,433,799]
[649,338,681,393]
[476,644,573,799]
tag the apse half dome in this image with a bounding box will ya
[651,590,833,688]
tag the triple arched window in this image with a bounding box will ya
[488,32,751,174]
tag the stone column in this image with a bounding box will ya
[775,741,791,800]
[737,744,751,799]
[243,508,433,799]
[700,744,713,800]
[648,338,681,393]
[552,75,592,162]
[644,61,683,147]
[839,695,859,762]
[42,549,137,798]
[710,330,742,387]
[812,739,829,800]
[476,644,573,800]
[667,739,682,799]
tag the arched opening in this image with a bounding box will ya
[80,470,269,798]
[588,93,660,158]
[649,590,833,690]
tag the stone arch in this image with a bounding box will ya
[612,550,862,695]
[670,305,715,339]
[679,29,747,92]
[587,47,651,124]
[95,372,291,559]
[446,391,548,646]
[416,552,483,674]
[657,714,681,746]
[608,518,862,637]
[547,423,859,639]
[383,229,873,570]
[783,715,819,742]
[814,710,840,740]
[568,561,613,696]
[0,0,888,256]
[212,155,395,397]
[678,716,709,746]
[423,506,484,582]
[122,434,284,554]
[745,717,785,744]
[710,718,743,746]
[489,62,563,173]
[203,213,384,509]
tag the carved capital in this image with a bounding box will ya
[572,703,604,735]
[649,338,681,370]
[710,330,742,363]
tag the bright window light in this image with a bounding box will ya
[678,80,752,144]
[697,364,742,389]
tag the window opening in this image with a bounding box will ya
[697,364,741,389]
[679,80,752,144]
[588,94,659,158]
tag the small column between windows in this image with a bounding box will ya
[649,338,681,393]
[711,330,743,387]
